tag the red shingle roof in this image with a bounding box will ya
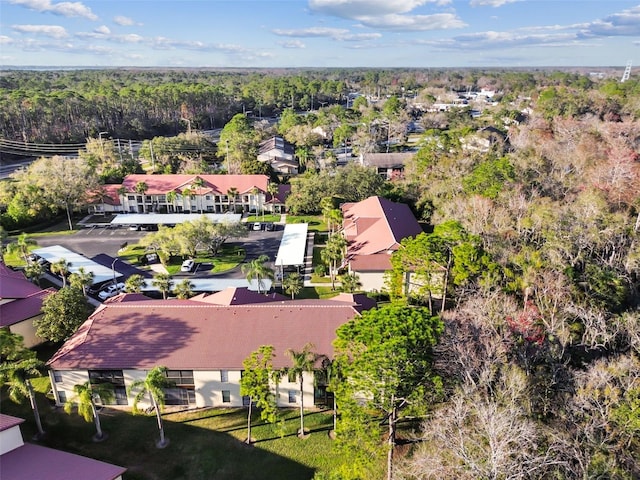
[1,442,126,480]
[48,291,374,371]
[342,196,422,258]
[0,264,42,300]
[0,288,55,328]
[120,174,269,196]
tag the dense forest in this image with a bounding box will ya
[1,67,639,479]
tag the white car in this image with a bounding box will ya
[98,282,126,300]
[181,259,195,272]
[252,222,262,231]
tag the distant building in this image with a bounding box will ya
[359,152,414,180]
[91,174,286,214]
[257,136,299,175]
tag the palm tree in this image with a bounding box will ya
[174,279,194,299]
[321,357,341,438]
[6,232,36,263]
[152,273,173,299]
[339,272,362,293]
[267,182,279,214]
[283,343,318,438]
[0,334,46,439]
[181,187,194,213]
[24,261,45,286]
[69,267,94,296]
[227,187,238,213]
[191,177,205,214]
[125,273,146,293]
[50,258,72,287]
[321,234,346,290]
[134,181,149,213]
[283,272,303,299]
[241,255,274,294]
[64,381,114,442]
[165,190,177,213]
[129,366,174,448]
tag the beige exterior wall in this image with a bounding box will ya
[0,426,24,455]
[50,370,90,405]
[9,317,43,348]
[351,270,387,292]
[50,368,321,410]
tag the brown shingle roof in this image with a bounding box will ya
[0,288,55,328]
[47,293,374,371]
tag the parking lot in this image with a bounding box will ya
[30,223,285,274]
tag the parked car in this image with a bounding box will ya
[181,259,195,272]
[265,223,275,231]
[98,282,126,300]
[252,222,262,231]
[128,225,140,231]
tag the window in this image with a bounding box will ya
[89,370,127,405]
[191,205,197,212]
[58,391,67,403]
[158,195,166,203]
[165,370,194,386]
[53,371,62,383]
[222,390,231,403]
[206,195,212,201]
[220,370,228,382]
[288,390,297,404]
[127,195,135,201]
[165,388,196,405]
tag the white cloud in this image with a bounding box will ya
[273,27,349,38]
[580,6,640,37]
[470,0,521,6]
[0,35,14,44]
[279,40,306,49]
[358,13,466,31]
[113,15,136,26]
[10,0,98,21]
[95,25,111,35]
[12,24,68,38]
[309,0,450,18]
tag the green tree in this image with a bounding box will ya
[35,286,93,342]
[129,366,174,448]
[50,258,72,287]
[240,345,278,444]
[241,254,274,294]
[333,304,443,479]
[64,381,115,442]
[24,261,45,286]
[69,266,94,296]
[283,343,318,437]
[125,273,146,293]
[151,273,173,300]
[6,232,36,263]
[321,234,346,290]
[282,272,303,299]
[218,114,258,174]
[0,331,46,439]
[174,279,194,299]
[339,272,362,293]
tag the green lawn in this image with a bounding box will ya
[246,214,281,223]
[1,380,366,480]
[118,244,246,276]
[286,215,327,232]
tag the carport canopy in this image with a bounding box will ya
[32,245,122,285]
[110,213,242,226]
[275,223,308,267]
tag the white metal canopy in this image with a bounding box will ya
[110,213,242,225]
[32,245,123,285]
[274,223,308,267]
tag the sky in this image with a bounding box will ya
[0,0,638,68]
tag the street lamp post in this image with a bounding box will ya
[111,258,117,285]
